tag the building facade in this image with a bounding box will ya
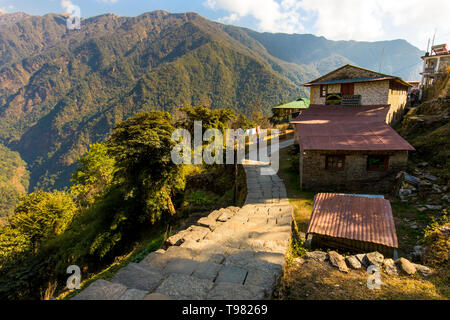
[420,44,450,96]
[305,65,411,125]
[291,105,415,193]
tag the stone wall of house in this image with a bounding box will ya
[299,150,409,193]
[310,81,391,106]
[310,84,340,104]
[387,84,408,125]
[437,56,450,73]
[355,80,390,105]
[309,79,408,125]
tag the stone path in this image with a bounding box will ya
[73,140,294,300]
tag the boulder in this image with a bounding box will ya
[345,256,362,270]
[304,251,328,262]
[382,259,398,276]
[423,174,438,182]
[412,263,432,277]
[364,252,384,267]
[425,205,443,210]
[355,253,366,266]
[328,251,349,273]
[293,257,305,266]
[396,258,416,275]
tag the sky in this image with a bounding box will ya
[0,0,449,51]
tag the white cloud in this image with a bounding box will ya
[205,0,304,34]
[205,0,450,50]
[61,0,74,10]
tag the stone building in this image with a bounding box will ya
[304,64,411,125]
[420,44,450,97]
[291,105,415,193]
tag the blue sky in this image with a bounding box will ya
[0,0,449,50]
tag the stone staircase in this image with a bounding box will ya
[72,159,294,300]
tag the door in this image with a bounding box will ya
[341,83,355,95]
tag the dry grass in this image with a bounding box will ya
[280,258,445,300]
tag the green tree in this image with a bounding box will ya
[7,191,77,253]
[176,106,236,135]
[107,111,185,224]
[70,143,117,207]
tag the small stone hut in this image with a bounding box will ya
[291,105,415,193]
[304,64,411,125]
[306,193,399,257]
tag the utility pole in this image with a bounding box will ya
[378,47,385,73]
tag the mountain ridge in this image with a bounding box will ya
[0,10,424,193]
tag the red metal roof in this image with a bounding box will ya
[307,193,398,248]
[291,105,415,151]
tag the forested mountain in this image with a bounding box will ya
[0,145,29,219]
[0,10,424,192]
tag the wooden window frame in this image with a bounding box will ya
[367,155,389,171]
[320,85,328,98]
[325,155,345,171]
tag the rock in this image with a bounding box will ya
[355,253,366,266]
[364,252,384,267]
[119,289,148,300]
[345,255,362,269]
[155,274,214,300]
[442,194,450,203]
[412,263,432,277]
[432,184,442,194]
[382,259,398,276]
[328,251,349,273]
[208,282,266,300]
[412,245,425,258]
[396,258,416,275]
[423,174,438,182]
[71,280,127,300]
[143,293,173,300]
[425,205,443,210]
[304,251,328,262]
[293,257,305,265]
[216,266,248,285]
[111,263,164,292]
[439,225,450,234]
[418,162,428,167]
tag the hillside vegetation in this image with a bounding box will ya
[0,144,29,221]
[0,107,247,300]
[0,11,424,193]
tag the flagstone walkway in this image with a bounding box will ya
[72,140,295,300]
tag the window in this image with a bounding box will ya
[325,155,345,170]
[320,85,328,97]
[367,155,389,171]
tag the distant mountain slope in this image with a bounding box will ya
[0,11,304,190]
[0,10,424,192]
[243,31,424,80]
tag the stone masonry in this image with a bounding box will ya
[72,145,294,300]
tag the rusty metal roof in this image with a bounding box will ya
[291,105,415,151]
[307,193,399,248]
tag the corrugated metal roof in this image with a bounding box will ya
[307,193,398,248]
[291,105,415,151]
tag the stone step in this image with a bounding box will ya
[111,262,165,292]
[71,279,127,300]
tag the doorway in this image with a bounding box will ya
[341,83,355,95]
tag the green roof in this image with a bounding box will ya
[273,98,310,110]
